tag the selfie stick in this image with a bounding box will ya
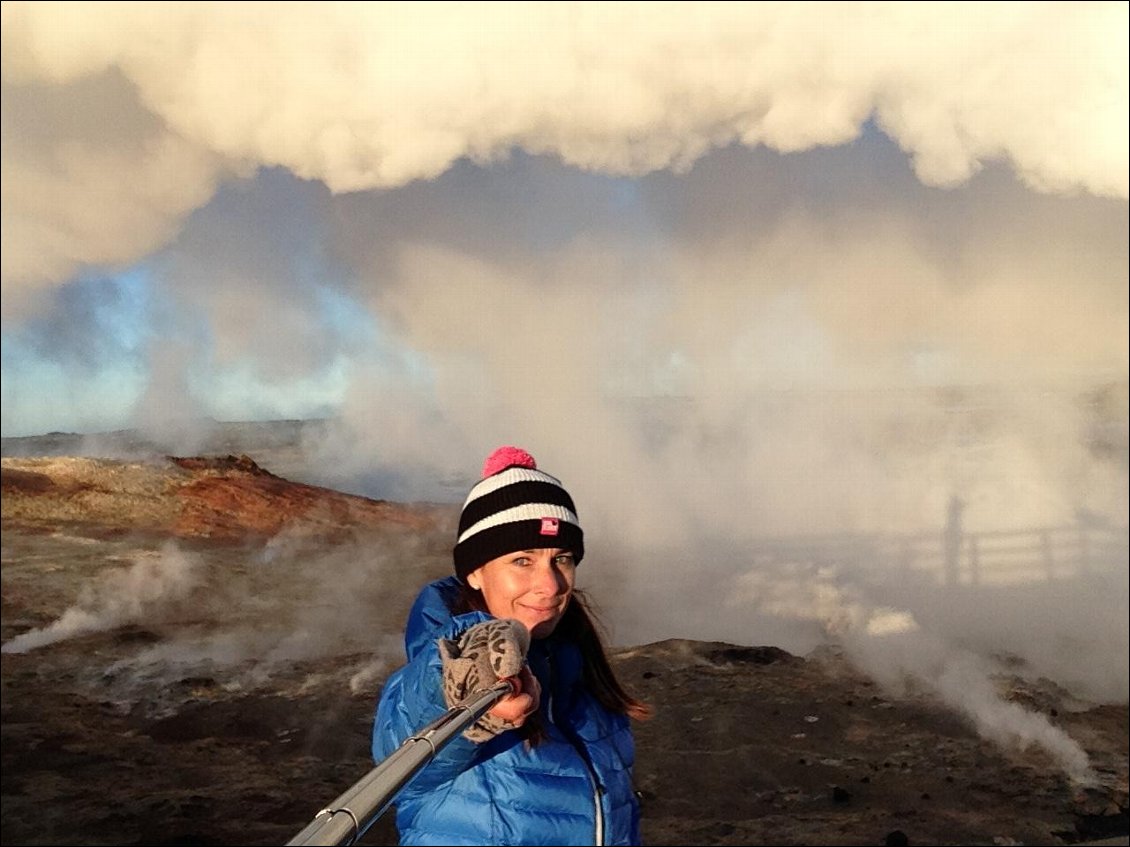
[287,678,517,846]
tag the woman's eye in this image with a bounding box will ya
[511,557,531,566]
[554,554,575,567]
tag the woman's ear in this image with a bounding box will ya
[466,571,481,591]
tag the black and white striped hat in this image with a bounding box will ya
[453,446,584,581]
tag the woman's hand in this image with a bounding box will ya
[436,618,535,742]
[488,665,540,726]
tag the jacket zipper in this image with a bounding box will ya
[545,651,605,846]
[591,777,605,846]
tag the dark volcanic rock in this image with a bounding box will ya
[9,632,1126,847]
[613,639,1127,846]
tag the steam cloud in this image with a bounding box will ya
[1,530,443,704]
[731,565,1099,781]
[1,543,201,654]
[2,2,1126,305]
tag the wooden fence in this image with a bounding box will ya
[742,514,1128,587]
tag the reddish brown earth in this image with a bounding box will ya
[2,454,438,542]
[1,455,1126,846]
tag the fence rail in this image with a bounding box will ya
[742,517,1128,587]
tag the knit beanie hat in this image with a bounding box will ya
[453,446,584,582]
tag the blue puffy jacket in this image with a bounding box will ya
[372,577,640,846]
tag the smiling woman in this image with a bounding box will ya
[465,547,577,639]
[372,445,650,846]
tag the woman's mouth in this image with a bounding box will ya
[522,604,560,616]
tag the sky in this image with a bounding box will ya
[1,1,1128,765]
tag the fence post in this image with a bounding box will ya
[944,495,964,586]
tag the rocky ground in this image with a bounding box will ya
[1,454,1127,846]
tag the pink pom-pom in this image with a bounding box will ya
[482,446,537,478]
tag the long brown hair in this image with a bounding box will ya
[454,582,652,722]
[554,590,652,721]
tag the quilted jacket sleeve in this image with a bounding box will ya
[371,611,492,795]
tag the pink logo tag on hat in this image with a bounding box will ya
[539,517,560,536]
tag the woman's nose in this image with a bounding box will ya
[532,560,564,595]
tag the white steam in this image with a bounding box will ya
[2,2,1127,304]
[1,542,201,653]
[729,566,1097,782]
[17,527,450,703]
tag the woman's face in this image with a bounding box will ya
[466,548,576,639]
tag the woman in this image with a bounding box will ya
[372,446,650,846]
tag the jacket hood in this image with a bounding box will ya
[403,576,479,661]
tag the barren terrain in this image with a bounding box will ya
[1,452,1126,846]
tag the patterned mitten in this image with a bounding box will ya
[437,618,531,742]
